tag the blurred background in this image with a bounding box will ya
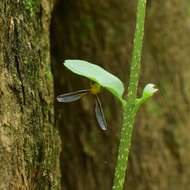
[51,0,190,190]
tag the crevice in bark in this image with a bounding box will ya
[50,0,132,190]
[14,54,26,106]
[13,17,26,107]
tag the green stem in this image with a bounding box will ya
[112,0,147,190]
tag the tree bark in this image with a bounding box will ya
[51,0,190,190]
[0,1,61,189]
[128,1,190,189]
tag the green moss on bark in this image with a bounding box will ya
[23,0,39,14]
[0,0,61,189]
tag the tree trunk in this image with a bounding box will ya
[0,1,61,189]
[128,1,190,189]
[51,0,190,190]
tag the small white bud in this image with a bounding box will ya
[143,83,158,98]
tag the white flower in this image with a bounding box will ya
[143,83,158,98]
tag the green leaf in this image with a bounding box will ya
[64,59,125,101]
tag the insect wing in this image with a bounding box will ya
[57,89,89,103]
[95,95,107,130]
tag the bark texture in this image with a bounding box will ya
[51,0,190,190]
[0,1,61,189]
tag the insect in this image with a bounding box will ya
[57,83,107,130]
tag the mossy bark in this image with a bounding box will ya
[0,1,61,189]
[51,0,190,190]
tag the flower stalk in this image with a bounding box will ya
[112,0,147,189]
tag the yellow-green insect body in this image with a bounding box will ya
[90,83,101,95]
[57,82,107,130]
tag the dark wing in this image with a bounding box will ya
[57,89,89,103]
[95,95,107,130]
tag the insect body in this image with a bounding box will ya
[57,83,107,130]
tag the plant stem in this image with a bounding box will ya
[112,0,147,190]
